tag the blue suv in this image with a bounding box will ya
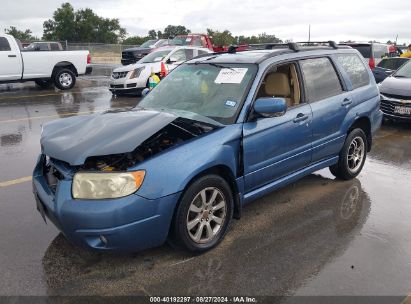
[33,41,383,252]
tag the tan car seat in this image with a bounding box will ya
[264,72,293,107]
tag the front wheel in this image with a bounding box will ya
[329,128,367,180]
[54,68,76,90]
[170,175,233,252]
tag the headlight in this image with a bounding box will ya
[72,171,145,199]
[129,67,144,79]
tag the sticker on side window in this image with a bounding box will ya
[215,68,248,84]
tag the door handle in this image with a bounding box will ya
[341,98,352,106]
[293,113,309,123]
[8,55,16,58]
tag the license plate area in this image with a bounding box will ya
[394,106,411,115]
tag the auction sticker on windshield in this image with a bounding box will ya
[215,68,248,84]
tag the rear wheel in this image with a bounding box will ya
[170,175,233,252]
[54,68,76,90]
[329,128,367,180]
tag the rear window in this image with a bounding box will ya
[336,53,370,89]
[350,45,372,58]
[373,44,389,59]
[378,58,409,70]
[0,37,11,51]
[300,57,343,102]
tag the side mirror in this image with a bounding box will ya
[167,56,178,64]
[253,97,287,117]
[141,88,150,97]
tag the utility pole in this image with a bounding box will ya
[308,24,311,43]
[395,34,398,45]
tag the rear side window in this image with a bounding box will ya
[336,53,370,89]
[0,37,11,51]
[300,57,343,102]
[50,43,60,51]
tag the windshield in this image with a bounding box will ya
[171,36,192,46]
[138,63,258,125]
[394,60,411,78]
[351,45,372,58]
[139,49,171,63]
[140,40,157,48]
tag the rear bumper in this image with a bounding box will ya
[32,154,180,252]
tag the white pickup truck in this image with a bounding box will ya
[0,34,92,90]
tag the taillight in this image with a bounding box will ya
[87,53,91,64]
[369,57,375,70]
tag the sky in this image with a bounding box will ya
[1,0,410,44]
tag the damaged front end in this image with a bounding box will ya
[79,117,217,172]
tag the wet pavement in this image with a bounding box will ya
[0,69,411,300]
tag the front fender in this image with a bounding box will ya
[132,124,243,200]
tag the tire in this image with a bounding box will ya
[53,68,76,90]
[329,128,367,180]
[35,79,53,89]
[170,174,234,252]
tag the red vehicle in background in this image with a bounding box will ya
[121,34,248,65]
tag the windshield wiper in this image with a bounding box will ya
[394,75,408,78]
[193,58,235,71]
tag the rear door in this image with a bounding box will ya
[0,36,22,81]
[300,57,352,163]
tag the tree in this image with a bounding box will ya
[162,25,190,38]
[148,30,157,39]
[4,26,38,41]
[43,3,126,43]
[123,36,150,45]
[236,33,282,44]
[207,28,236,46]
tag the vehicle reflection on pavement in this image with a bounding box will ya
[42,176,369,297]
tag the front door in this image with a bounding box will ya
[0,37,22,81]
[242,62,313,193]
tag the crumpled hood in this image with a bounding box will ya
[41,109,177,166]
[380,77,411,97]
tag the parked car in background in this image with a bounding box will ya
[24,41,64,51]
[339,42,395,69]
[34,41,382,253]
[121,34,248,66]
[0,34,92,90]
[372,57,409,83]
[110,46,212,95]
[379,60,411,121]
[121,39,171,65]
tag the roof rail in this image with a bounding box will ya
[295,41,339,49]
[248,43,300,52]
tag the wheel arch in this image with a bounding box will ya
[174,164,242,222]
[52,61,78,77]
[348,116,372,152]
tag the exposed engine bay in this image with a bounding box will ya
[79,118,217,171]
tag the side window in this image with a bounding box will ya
[256,62,302,108]
[38,43,49,51]
[197,50,209,56]
[300,57,343,102]
[171,49,187,62]
[336,53,370,89]
[184,49,194,60]
[0,37,11,51]
[50,43,60,51]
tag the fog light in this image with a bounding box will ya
[99,235,108,246]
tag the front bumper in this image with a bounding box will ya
[32,155,180,252]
